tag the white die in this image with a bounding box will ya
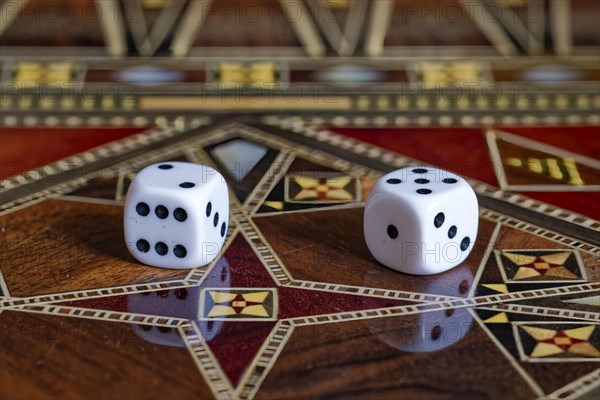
[124,162,229,269]
[364,167,478,275]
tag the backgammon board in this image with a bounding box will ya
[1,1,599,399]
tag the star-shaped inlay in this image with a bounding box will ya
[290,174,356,202]
[3,121,600,400]
[205,289,274,319]
[502,251,578,280]
[53,234,413,389]
[520,325,600,358]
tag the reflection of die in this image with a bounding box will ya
[129,257,231,347]
[130,285,203,348]
[373,307,473,353]
[362,266,473,353]
[364,167,478,275]
[124,162,229,269]
[362,263,473,353]
[363,262,474,300]
[132,322,187,348]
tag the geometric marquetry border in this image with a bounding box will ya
[3,111,599,232]
[1,193,596,312]
[0,123,222,216]
[0,121,598,308]
[1,115,600,400]
[0,115,212,193]
[264,116,600,233]
[260,112,600,133]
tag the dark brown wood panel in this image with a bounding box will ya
[0,199,187,297]
[254,208,497,297]
[0,311,212,399]
[257,315,538,400]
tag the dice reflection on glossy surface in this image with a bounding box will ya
[375,307,473,353]
[129,257,231,346]
[363,266,473,352]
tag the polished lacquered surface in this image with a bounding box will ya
[1,120,598,400]
[2,0,599,397]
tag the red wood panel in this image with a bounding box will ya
[0,127,149,180]
[333,126,600,220]
[331,127,498,185]
[497,126,599,159]
[496,126,600,220]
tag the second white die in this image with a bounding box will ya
[124,162,229,269]
[364,167,478,275]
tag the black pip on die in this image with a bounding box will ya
[364,167,478,275]
[124,162,229,269]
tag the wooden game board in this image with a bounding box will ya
[1,108,599,399]
[1,1,599,395]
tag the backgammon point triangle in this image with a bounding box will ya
[486,129,600,192]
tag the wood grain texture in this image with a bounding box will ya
[0,199,187,297]
[257,314,538,400]
[254,208,498,297]
[257,122,600,248]
[1,117,598,400]
[0,311,212,400]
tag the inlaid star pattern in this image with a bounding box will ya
[3,123,599,400]
[291,175,356,202]
[502,251,578,280]
[206,290,272,318]
[51,234,413,389]
[520,325,600,359]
